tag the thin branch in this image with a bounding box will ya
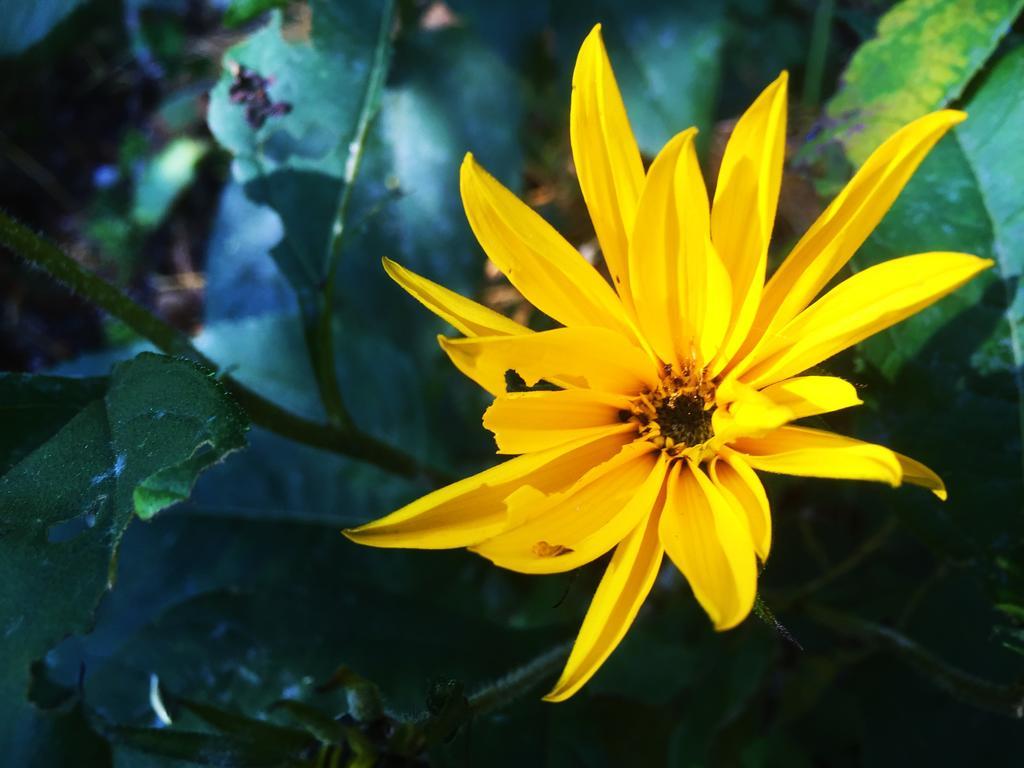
[805,602,1024,719]
[0,208,453,485]
[312,0,397,430]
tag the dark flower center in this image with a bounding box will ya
[628,365,716,456]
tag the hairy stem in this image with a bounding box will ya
[0,208,452,485]
[806,602,1024,719]
[468,641,572,717]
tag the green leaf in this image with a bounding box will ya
[207,2,523,308]
[454,1,725,154]
[222,0,289,29]
[552,1,725,154]
[0,353,248,759]
[0,373,106,470]
[203,5,521,466]
[0,0,88,57]
[206,4,385,308]
[823,0,1023,165]
[851,47,1024,596]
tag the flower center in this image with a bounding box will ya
[626,364,716,456]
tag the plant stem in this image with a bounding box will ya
[468,641,572,716]
[802,0,834,108]
[777,517,899,605]
[312,0,396,430]
[0,208,452,485]
[805,602,1024,719]
[0,210,203,361]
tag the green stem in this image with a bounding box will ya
[0,210,202,361]
[802,0,834,108]
[805,603,1024,719]
[777,517,899,605]
[0,208,452,485]
[313,0,396,430]
[467,641,572,716]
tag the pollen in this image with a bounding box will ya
[629,363,716,456]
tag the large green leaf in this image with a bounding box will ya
[453,0,725,154]
[851,47,1024,552]
[206,4,383,309]
[0,373,106,470]
[207,3,522,299]
[0,353,248,761]
[551,0,724,154]
[823,0,1023,164]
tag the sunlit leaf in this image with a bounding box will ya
[822,0,1023,164]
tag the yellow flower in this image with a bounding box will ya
[345,25,991,701]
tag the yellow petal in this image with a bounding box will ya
[659,461,757,630]
[483,389,632,455]
[629,128,732,365]
[710,72,788,376]
[571,24,645,311]
[758,375,862,419]
[472,446,665,575]
[741,252,992,388]
[461,154,635,338]
[731,110,966,369]
[543,505,665,702]
[895,451,947,500]
[382,257,527,337]
[343,429,631,549]
[440,326,658,396]
[711,453,772,561]
[716,376,862,443]
[715,384,792,439]
[732,426,902,487]
[441,340,505,397]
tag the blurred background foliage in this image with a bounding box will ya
[1,0,1023,765]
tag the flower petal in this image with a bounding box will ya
[659,461,757,630]
[715,376,859,439]
[461,154,635,338]
[894,451,947,500]
[730,110,966,369]
[472,446,665,575]
[741,252,992,388]
[629,128,732,365]
[732,426,902,487]
[710,454,772,561]
[440,326,659,396]
[543,505,665,702]
[571,24,645,310]
[715,382,792,438]
[758,375,862,419]
[710,72,788,376]
[343,430,631,549]
[382,257,527,337]
[483,389,632,455]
